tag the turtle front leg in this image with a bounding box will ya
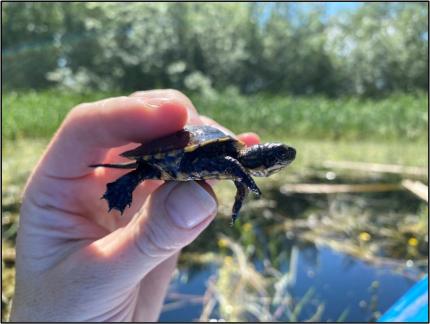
[184,156,261,223]
[231,180,248,225]
[223,156,261,198]
[223,156,261,224]
[101,163,160,214]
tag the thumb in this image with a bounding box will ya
[82,181,217,284]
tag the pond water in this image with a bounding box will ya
[159,175,428,322]
[160,244,425,322]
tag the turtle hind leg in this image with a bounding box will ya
[102,163,160,214]
[231,180,248,226]
[102,172,139,214]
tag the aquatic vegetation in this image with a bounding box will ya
[199,235,325,322]
[274,191,428,268]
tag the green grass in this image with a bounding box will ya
[2,89,428,142]
[2,90,114,140]
[194,91,428,142]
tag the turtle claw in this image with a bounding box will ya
[230,215,238,227]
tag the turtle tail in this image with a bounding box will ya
[89,162,138,169]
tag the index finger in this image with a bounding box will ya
[36,95,189,178]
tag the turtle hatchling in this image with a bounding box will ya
[90,125,296,224]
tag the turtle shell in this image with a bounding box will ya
[120,125,244,159]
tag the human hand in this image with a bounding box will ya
[10,90,259,321]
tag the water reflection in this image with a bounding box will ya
[160,173,427,321]
[160,243,423,322]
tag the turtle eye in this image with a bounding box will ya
[265,154,278,167]
[283,146,296,161]
[275,144,295,163]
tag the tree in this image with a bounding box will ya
[2,2,64,89]
[2,2,428,96]
[325,2,428,95]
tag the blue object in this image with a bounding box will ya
[379,275,428,322]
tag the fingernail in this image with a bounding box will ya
[166,182,217,229]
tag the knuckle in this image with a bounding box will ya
[129,90,143,97]
[133,224,177,259]
[70,102,89,116]
[165,89,189,101]
[67,102,94,122]
[115,95,129,102]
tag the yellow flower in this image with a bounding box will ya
[359,232,371,242]
[218,238,229,248]
[224,256,233,266]
[408,237,418,247]
[243,223,252,232]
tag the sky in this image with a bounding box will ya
[258,2,363,25]
[325,1,362,15]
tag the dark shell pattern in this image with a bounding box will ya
[120,125,244,159]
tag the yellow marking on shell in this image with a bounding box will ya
[217,174,233,179]
[160,170,174,180]
[167,149,180,156]
[154,152,166,160]
[176,172,190,180]
[143,149,183,161]
[237,139,246,147]
[184,143,200,152]
[184,137,233,152]
[188,170,232,180]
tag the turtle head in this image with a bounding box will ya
[239,143,296,177]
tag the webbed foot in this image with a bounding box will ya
[100,162,161,214]
[101,170,143,214]
[102,180,134,214]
